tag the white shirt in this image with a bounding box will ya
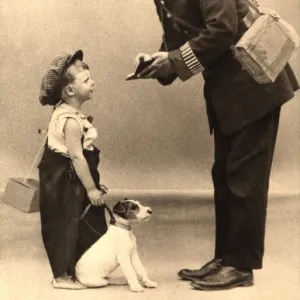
[47,103,98,156]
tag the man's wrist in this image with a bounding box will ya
[167,52,177,73]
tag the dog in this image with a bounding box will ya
[75,199,158,292]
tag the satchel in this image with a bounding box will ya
[232,0,300,84]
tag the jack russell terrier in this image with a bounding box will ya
[75,199,158,292]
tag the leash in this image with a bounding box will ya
[80,203,115,224]
[79,203,117,237]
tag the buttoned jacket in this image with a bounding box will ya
[154,0,299,134]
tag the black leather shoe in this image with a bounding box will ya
[178,259,222,281]
[191,266,253,291]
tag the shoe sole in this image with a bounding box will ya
[191,280,254,291]
[178,272,206,282]
[51,281,87,290]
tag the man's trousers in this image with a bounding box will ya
[212,108,280,269]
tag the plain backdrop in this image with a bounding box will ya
[0,0,299,192]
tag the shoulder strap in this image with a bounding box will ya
[158,2,201,34]
[159,0,261,34]
[244,0,260,13]
[23,134,48,185]
[23,109,54,185]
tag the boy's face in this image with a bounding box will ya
[68,63,95,102]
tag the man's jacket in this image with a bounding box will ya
[154,0,299,134]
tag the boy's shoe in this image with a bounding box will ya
[178,258,222,281]
[52,276,86,290]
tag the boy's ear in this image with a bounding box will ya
[65,85,74,96]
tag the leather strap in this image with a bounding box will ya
[158,0,259,34]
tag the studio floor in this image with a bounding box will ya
[0,192,299,300]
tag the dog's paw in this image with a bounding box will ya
[130,284,144,293]
[143,280,158,288]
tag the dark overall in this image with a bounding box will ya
[38,145,107,279]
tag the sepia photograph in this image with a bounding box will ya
[0,0,299,299]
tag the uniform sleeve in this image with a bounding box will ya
[168,0,239,81]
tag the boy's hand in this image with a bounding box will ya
[100,184,108,195]
[87,188,104,206]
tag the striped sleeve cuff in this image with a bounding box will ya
[180,42,204,75]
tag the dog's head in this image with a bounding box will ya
[112,199,152,222]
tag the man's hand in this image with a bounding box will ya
[137,52,175,79]
[134,53,153,67]
[87,188,105,206]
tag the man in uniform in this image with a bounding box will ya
[134,0,299,291]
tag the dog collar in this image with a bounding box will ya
[111,220,131,231]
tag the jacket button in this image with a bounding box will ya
[184,30,189,34]
[166,13,171,18]
[160,0,164,4]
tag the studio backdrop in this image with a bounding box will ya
[0,0,299,193]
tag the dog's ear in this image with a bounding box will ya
[113,201,127,216]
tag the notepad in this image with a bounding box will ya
[125,58,155,81]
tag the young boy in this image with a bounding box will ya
[38,50,108,289]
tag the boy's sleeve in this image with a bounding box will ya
[168,0,239,81]
[57,113,83,138]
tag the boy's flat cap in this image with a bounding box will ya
[39,50,83,106]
